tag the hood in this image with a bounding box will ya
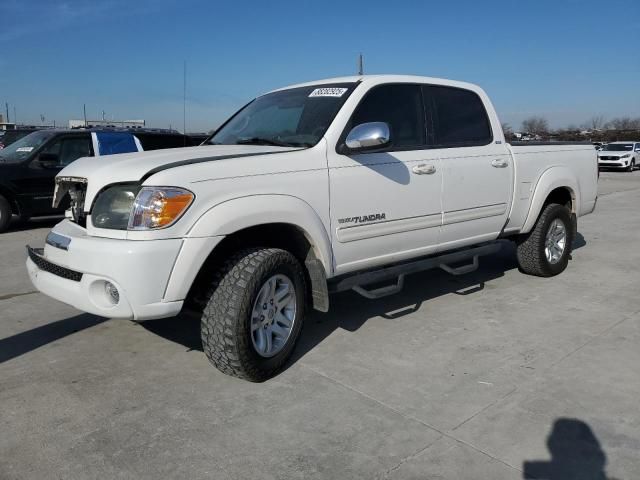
[57,144,300,207]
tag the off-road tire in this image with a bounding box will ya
[200,248,307,382]
[0,195,12,233]
[516,203,574,277]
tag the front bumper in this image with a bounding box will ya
[598,159,629,169]
[26,220,193,320]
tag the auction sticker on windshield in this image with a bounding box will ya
[309,88,348,97]
[16,147,34,152]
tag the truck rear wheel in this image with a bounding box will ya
[516,203,574,277]
[200,248,306,381]
[0,195,12,233]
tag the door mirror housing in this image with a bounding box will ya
[344,122,391,152]
[38,153,60,168]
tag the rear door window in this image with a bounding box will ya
[424,85,492,147]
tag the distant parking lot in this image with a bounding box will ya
[1,171,639,479]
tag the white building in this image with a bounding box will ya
[69,119,145,129]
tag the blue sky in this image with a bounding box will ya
[1,0,639,132]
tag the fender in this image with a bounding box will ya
[187,194,334,275]
[521,166,580,234]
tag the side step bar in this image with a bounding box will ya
[331,242,502,300]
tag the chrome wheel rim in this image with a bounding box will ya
[545,218,567,264]
[250,274,297,358]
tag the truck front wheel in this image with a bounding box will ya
[516,203,574,277]
[200,248,307,381]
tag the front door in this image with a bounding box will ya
[328,84,442,275]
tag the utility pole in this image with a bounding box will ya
[83,104,87,127]
[358,53,364,76]
[13,106,16,125]
[5,102,9,123]
[183,60,187,139]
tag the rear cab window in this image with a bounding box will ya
[423,85,493,148]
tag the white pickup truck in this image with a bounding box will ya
[27,75,598,381]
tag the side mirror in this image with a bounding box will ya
[38,153,60,168]
[344,122,391,152]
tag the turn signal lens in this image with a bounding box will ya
[128,187,194,230]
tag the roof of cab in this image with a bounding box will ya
[267,74,482,95]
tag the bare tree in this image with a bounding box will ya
[521,116,549,136]
[585,115,606,130]
[606,117,640,130]
[501,122,514,139]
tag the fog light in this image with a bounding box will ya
[105,282,120,304]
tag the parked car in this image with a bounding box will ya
[27,75,598,381]
[0,129,144,232]
[597,141,640,172]
[0,128,200,232]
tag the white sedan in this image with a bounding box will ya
[598,141,640,172]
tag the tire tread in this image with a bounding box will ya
[200,247,305,382]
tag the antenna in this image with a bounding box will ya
[183,60,187,143]
[5,102,9,123]
[358,53,364,76]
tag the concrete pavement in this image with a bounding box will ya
[1,172,639,479]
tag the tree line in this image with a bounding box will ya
[502,116,640,142]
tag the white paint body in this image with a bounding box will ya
[27,75,598,320]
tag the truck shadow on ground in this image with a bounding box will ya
[141,234,587,371]
[0,313,107,364]
[524,417,616,480]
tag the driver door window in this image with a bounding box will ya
[348,84,426,149]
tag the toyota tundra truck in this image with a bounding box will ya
[26,75,598,381]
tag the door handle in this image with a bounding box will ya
[412,164,436,175]
[491,158,509,168]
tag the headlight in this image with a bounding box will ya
[92,184,141,229]
[620,154,631,158]
[129,187,194,230]
[91,185,194,230]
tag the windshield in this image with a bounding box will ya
[0,130,56,163]
[208,83,356,147]
[601,143,633,151]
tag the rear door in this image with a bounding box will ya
[424,85,513,249]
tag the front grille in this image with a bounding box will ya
[599,156,620,161]
[27,246,83,282]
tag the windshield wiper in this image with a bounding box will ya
[236,137,298,147]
